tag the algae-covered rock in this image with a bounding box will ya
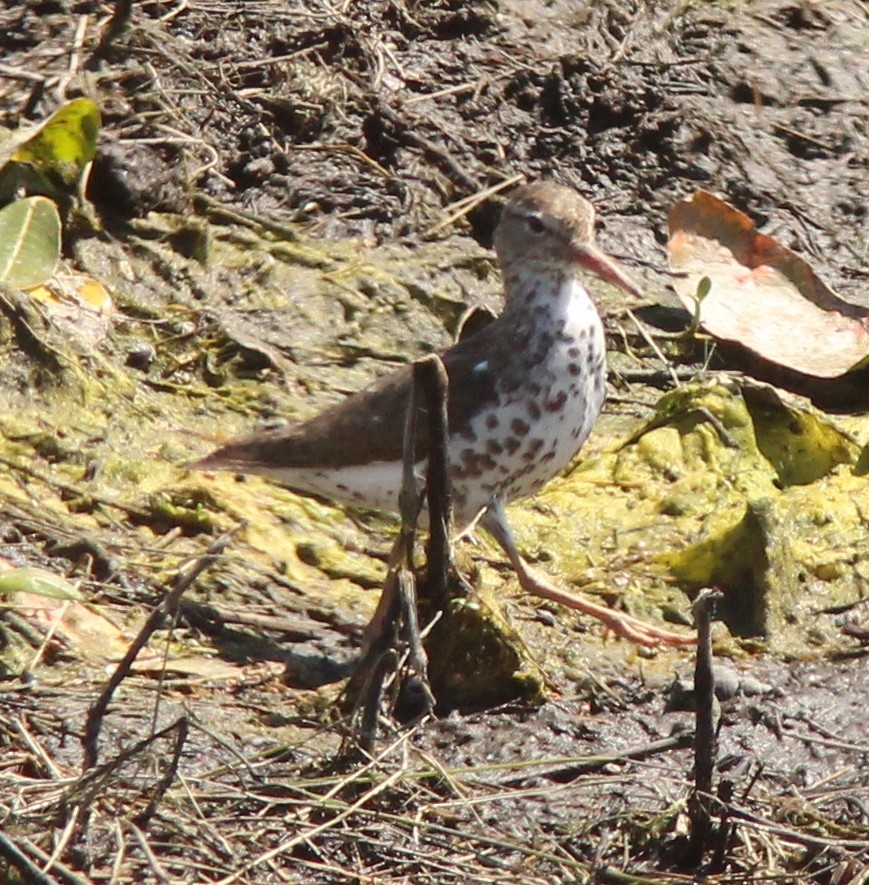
[669,499,803,642]
[610,379,865,652]
[424,591,545,711]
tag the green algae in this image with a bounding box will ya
[522,378,867,657]
[741,384,859,486]
[424,590,545,710]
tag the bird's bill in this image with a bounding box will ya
[573,243,642,299]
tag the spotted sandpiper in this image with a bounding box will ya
[194,181,694,648]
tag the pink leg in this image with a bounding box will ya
[481,502,696,649]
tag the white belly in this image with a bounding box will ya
[448,283,607,524]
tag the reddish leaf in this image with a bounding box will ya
[668,191,869,378]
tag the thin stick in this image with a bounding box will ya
[687,587,723,864]
[346,362,427,746]
[0,832,65,885]
[427,174,524,234]
[82,528,238,770]
[416,354,451,611]
[88,0,133,66]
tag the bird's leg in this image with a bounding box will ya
[480,501,696,649]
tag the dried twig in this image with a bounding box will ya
[0,831,65,885]
[345,356,453,746]
[418,354,451,613]
[88,0,134,66]
[687,587,723,865]
[82,528,238,770]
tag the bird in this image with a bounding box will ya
[194,181,694,648]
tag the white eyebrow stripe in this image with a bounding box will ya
[473,360,489,373]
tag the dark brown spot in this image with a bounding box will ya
[511,418,530,436]
[557,330,575,343]
[568,363,582,376]
[542,451,556,463]
[460,425,477,443]
[504,437,520,455]
[527,401,542,421]
[545,390,568,413]
[486,439,504,456]
[528,381,542,397]
[521,438,544,463]
[485,413,499,430]
[568,346,581,358]
[337,483,349,492]
[460,448,482,477]
[464,448,497,478]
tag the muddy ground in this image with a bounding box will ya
[0,0,868,883]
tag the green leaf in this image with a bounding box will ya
[0,196,61,288]
[696,276,712,302]
[12,98,101,185]
[0,567,83,601]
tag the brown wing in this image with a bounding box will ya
[194,318,512,472]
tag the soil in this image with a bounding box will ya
[0,1,867,883]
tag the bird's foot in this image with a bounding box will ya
[517,562,696,649]
[480,501,696,648]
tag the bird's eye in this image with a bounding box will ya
[526,215,545,234]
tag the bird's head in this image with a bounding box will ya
[494,181,642,300]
